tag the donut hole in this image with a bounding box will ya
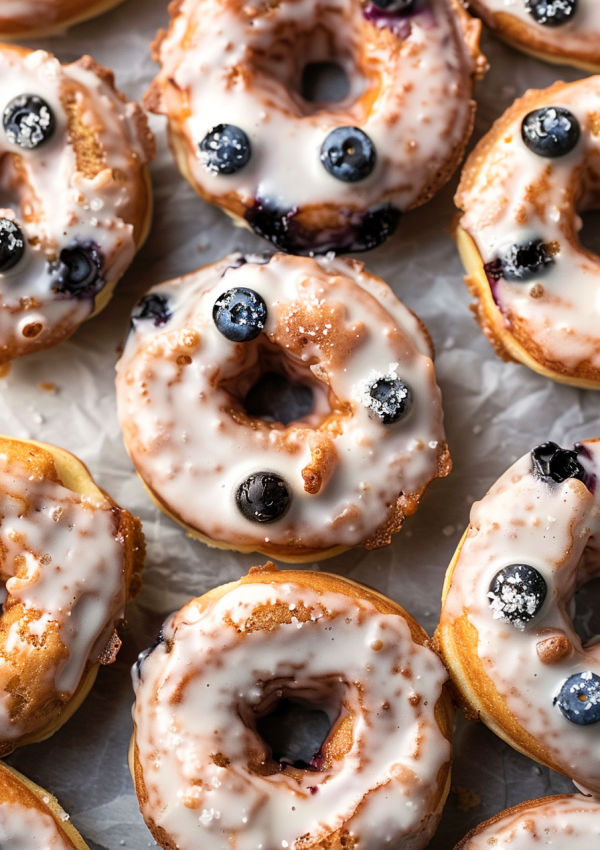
[571,576,600,648]
[256,698,332,768]
[300,62,350,104]
[245,371,314,425]
[577,209,600,258]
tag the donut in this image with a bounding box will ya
[0,761,90,849]
[0,45,154,366]
[0,0,126,39]
[0,435,144,755]
[455,77,600,389]
[130,563,454,850]
[455,794,600,849]
[466,1,600,72]
[115,252,451,562]
[144,0,486,255]
[435,438,600,794]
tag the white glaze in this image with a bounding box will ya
[457,77,600,373]
[441,439,600,793]
[461,795,600,849]
[0,46,151,362]
[132,579,451,850]
[115,253,448,554]
[0,800,72,850]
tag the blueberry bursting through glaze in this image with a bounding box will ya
[200,124,251,175]
[131,293,172,328]
[236,473,291,523]
[555,672,600,725]
[3,94,55,150]
[531,441,586,485]
[364,376,412,424]
[488,564,547,630]
[320,127,376,183]
[370,0,415,9]
[525,0,578,27]
[213,287,267,342]
[484,240,555,284]
[135,625,166,677]
[522,107,580,158]
[51,242,105,299]
[0,219,25,272]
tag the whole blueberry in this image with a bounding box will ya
[555,672,600,725]
[0,219,25,272]
[236,472,291,523]
[370,0,414,8]
[200,124,251,175]
[493,239,555,282]
[321,127,376,182]
[488,564,547,630]
[213,287,267,342]
[51,242,104,298]
[365,376,412,424]
[525,0,577,26]
[531,441,586,485]
[131,293,171,328]
[522,107,580,158]
[3,94,55,149]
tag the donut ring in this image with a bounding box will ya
[115,252,450,562]
[144,0,485,255]
[0,0,126,39]
[130,564,453,850]
[435,438,600,794]
[455,77,600,389]
[0,762,90,849]
[0,45,154,365]
[467,1,600,73]
[0,435,144,755]
[455,794,600,849]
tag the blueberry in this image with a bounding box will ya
[131,293,171,328]
[525,0,577,26]
[531,441,586,484]
[0,219,25,272]
[200,124,251,175]
[364,376,412,424]
[135,625,165,677]
[488,564,547,630]
[51,241,104,298]
[555,672,600,725]
[370,0,414,8]
[213,287,267,342]
[236,472,291,523]
[320,127,376,182]
[489,239,555,283]
[3,94,55,149]
[522,107,580,158]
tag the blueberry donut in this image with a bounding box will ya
[467,1,600,72]
[131,564,454,850]
[144,0,485,254]
[456,794,600,849]
[0,435,144,754]
[0,45,154,366]
[455,77,600,389]
[0,762,90,849]
[436,439,600,794]
[116,253,450,562]
[0,0,127,38]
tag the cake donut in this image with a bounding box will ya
[0,435,144,754]
[455,77,600,389]
[0,45,154,366]
[0,761,90,850]
[467,1,600,73]
[435,438,600,794]
[0,0,127,39]
[455,794,600,849]
[131,564,454,850]
[144,0,485,255]
[116,252,450,562]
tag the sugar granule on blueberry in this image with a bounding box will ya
[131,293,172,328]
[200,124,251,175]
[522,107,580,158]
[236,472,291,523]
[555,672,600,725]
[3,94,55,149]
[488,564,547,630]
[531,441,586,485]
[357,366,412,425]
[213,287,267,342]
[525,0,577,27]
[0,219,25,272]
[320,127,376,183]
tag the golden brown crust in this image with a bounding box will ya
[0,0,127,39]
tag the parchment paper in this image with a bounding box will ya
[3,4,600,848]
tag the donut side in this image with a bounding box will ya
[0,0,128,39]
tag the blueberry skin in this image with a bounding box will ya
[213,287,267,342]
[236,472,291,523]
[367,377,412,425]
[51,242,105,299]
[488,564,547,630]
[131,293,171,328]
[370,0,414,8]
[531,441,586,485]
[492,239,555,283]
[555,672,600,725]
[522,107,580,158]
[3,94,55,149]
[0,219,25,272]
[200,124,251,175]
[321,127,376,183]
[525,0,577,26]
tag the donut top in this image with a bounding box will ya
[0,46,153,363]
[456,77,600,377]
[0,800,73,850]
[442,439,600,793]
[116,253,449,557]
[132,576,451,850]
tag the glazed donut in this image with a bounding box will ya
[115,252,450,562]
[0,435,144,754]
[144,0,485,255]
[455,77,600,389]
[435,438,600,794]
[455,794,600,849]
[0,0,126,39]
[0,45,154,366]
[0,762,90,849]
[130,564,454,850]
[467,1,600,72]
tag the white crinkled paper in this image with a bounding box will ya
[2,3,600,848]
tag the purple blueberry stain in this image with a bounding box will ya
[362,0,434,38]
